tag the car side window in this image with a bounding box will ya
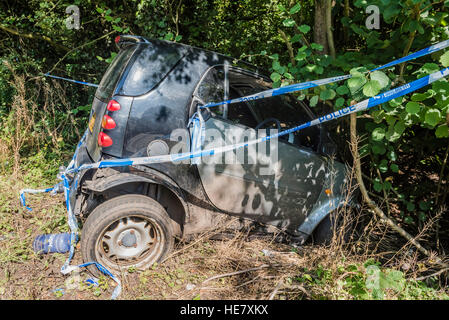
[196,67,258,128]
[231,76,320,151]
[195,66,320,151]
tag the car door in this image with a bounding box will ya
[191,66,327,231]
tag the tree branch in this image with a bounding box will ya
[349,112,431,257]
[0,24,70,52]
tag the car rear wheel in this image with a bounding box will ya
[81,194,174,277]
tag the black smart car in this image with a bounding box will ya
[69,35,352,274]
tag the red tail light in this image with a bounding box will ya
[98,132,113,147]
[114,36,121,44]
[107,100,121,111]
[102,115,116,130]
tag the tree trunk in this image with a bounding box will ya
[314,0,329,55]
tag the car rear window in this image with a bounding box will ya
[95,45,136,101]
[118,42,185,96]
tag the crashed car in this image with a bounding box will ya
[69,35,353,274]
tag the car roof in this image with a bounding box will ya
[141,38,267,77]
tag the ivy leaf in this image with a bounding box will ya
[348,76,367,95]
[440,50,449,67]
[320,89,336,101]
[373,180,383,192]
[390,163,399,173]
[411,91,434,101]
[394,120,406,136]
[424,109,441,127]
[289,3,301,14]
[370,71,390,89]
[363,80,381,97]
[379,159,388,173]
[270,72,281,82]
[336,85,349,95]
[283,18,296,27]
[335,97,345,107]
[372,127,386,141]
[310,95,319,107]
[405,102,421,114]
[436,124,449,138]
[372,142,386,155]
[298,25,311,33]
[311,43,323,51]
[272,60,281,71]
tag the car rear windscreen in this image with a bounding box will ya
[118,42,186,96]
[95,45,136,101]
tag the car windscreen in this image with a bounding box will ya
[95,45,136,101]
[118,42,185,96]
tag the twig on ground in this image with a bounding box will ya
[268,278,284,300]
[201,264,270,285]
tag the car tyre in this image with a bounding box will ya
[81,194,174,277]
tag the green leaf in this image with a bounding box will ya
[390,163,399,173]
[405,102,421,114]
[335,97,345,107]
[298,24,311,33]
[363,80,381,97]
[387,150,397,161]
[379,159,388,173]
[373,181,383,192]
[419,201,430,211]
[291,34,302,43]
[348,76,367,95]
[372,143,386,155]
[424,109,441,127]
[336,85,349,95]
[372,127,386,141]
[311,43,323,51]
[370,71,390,89]
[270,72,281,82]
[394,120,406,135]
[310,95,319,107]
[272,60,281,71]
[436,124,449,138]
[320,89,336,101]
[289,3,301,14]
[283,18,296,27]
[440,50,449,67]
[411,91,434,101]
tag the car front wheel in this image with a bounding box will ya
[81,194,175,276]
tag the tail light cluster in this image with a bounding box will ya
[98,99,120,148]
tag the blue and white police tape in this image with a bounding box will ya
[44,73,99,88]
[201,39,449,109]
[19,132,122,300]
[62,262,122,300]
[59,66,449,174]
